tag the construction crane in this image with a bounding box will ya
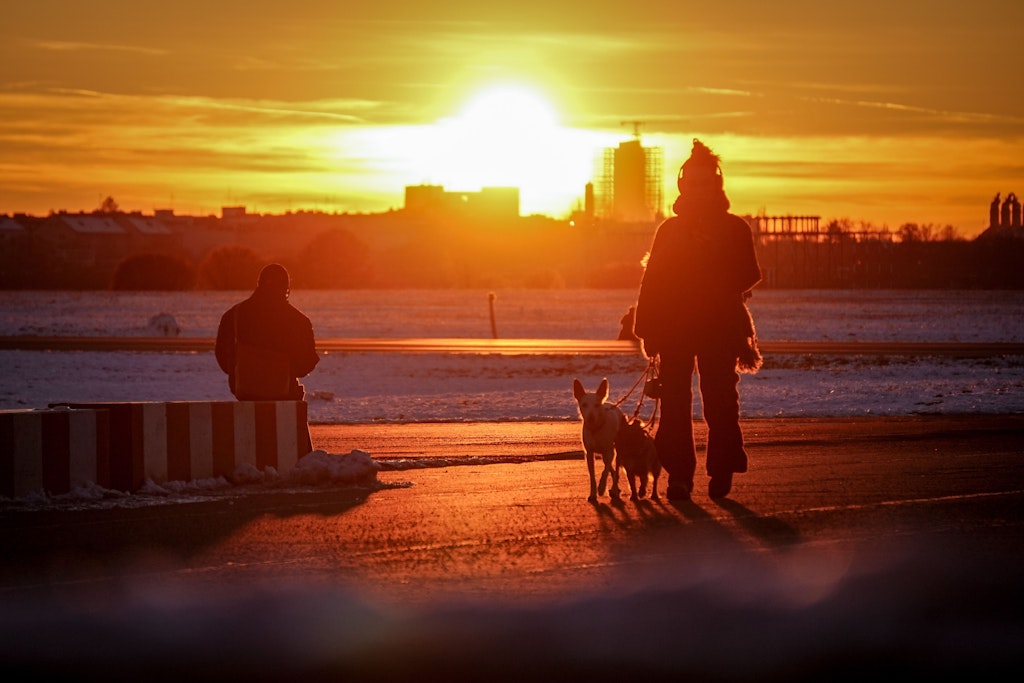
[621,120,644,139]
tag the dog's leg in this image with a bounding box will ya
[627,467,640,501]
[613,452,621,499]
[605,451,620,499]
[650,460,661,501]
[586,449,598,502]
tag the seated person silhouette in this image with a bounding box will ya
[215,264,319,401]
[618,306,639,342]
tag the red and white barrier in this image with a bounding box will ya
[0,408,110,498]
[47,401,312,493]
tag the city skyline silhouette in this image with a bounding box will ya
[3,3,1022,236]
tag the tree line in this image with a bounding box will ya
[2,207,1022,290]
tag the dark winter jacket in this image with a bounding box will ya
[215,289,320,399]
[634,210,761,355]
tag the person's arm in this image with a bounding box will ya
[214,308,235,375]
[292,317,320,378]
[733,217,762,294]
[633,222,672,354]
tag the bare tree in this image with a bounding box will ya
[897,223,936,243]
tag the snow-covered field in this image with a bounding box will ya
[2,287,1022,506]
[1,289,1023,421]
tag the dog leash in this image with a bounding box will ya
[635,360,660,429]
[644,393,660,432]
[612,358,651,408]
[616,358,660,428]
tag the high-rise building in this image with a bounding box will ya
[594,127,663,222]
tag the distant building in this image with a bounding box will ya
[119,213,173,237]
[37,213,129,269]
[403,184,520,220]
[979,192,1024,240]
[593,132,664,223]
[22,213,132,286]
[117,213,183,255]
[0,215,26,237]
[0,216,32,287]
[403,184,446,212]
[584,182,595,217]
[748,215,822,238]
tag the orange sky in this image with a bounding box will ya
[2,1,1022,236]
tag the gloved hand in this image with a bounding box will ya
[640,337,660,359]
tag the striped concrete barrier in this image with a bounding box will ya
[49,401,312,492]
[0,408,110,498]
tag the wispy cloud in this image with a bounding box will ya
[745,79,908,96]
[30,40,167,57]
[804,95,1024,126]
[4,88,380,124]
[160,95,375,123]
[230,55,349,73]
[688,86,755,98]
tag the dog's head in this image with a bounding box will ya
[573,378,610,429]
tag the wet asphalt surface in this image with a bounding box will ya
[2,415,1022,602]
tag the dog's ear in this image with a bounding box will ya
[597,378,609,401]
[572,378,585,401]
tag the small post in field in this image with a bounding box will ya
[488,292,498,339]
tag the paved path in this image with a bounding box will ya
[3,415,1021,604]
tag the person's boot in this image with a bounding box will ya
[708,473,733,499]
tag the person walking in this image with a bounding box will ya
[632,139,762,501]
[215,263,320,402]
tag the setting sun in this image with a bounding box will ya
[456,85,560,135]
[416,84,608,216]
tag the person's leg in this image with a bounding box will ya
[697,350,748,497]
[654,352,697,499]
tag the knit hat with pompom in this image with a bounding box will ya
[673,139,730,215]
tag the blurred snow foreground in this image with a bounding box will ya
[0,535,1019,681]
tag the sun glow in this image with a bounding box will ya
[414,84,607,216]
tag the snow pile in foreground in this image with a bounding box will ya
[289,448,380,486]
[1,449,381,511]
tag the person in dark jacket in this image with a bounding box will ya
[633,139,762,501]
[215,263,320,401]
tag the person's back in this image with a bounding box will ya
[215,264,319,401]
[632,139,762,501]
[636,210,758,349]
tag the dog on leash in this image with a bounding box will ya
[573,378,626,503]
[614,418,661,501]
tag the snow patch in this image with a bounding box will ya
[0,450,381,511]
[289,449,381,486]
